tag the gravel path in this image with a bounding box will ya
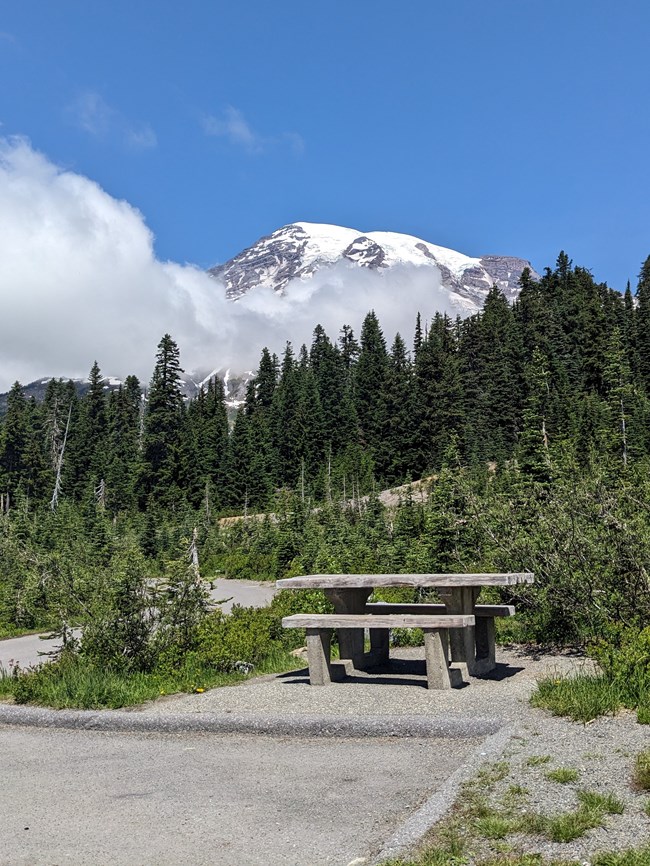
[490,710,650,863]
[139,646,592,721]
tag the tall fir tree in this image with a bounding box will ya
[138,335,185,508]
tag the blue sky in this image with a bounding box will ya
[2,0,649,291]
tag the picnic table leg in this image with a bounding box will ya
[438,586,479,676]
[369,627,390,666]
[324,588,372,670]
[305,628,333,685]
[474,616,496,674]
[423,629,452,689]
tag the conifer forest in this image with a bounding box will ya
[1,253,650,708]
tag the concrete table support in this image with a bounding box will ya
[324,587,372,670]
[305,628,333,686]
[438,587,480,676]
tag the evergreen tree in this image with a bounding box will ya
[354,311,389,475]
[138,335,185,507]
[383,333,417,481]
[0,383,29,504]
[636,256,650,392]
[517,350,552,485]
[104,376,141,513]
[473,287,523,461]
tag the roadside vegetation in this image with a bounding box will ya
[384,758,649,866]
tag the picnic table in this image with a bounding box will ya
[277,572,534,687]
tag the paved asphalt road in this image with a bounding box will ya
[0,579,277,670]
[0,725,480,866]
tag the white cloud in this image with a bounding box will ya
[0,136,455,393]
[69,91,157,151]
[202,106,304,155]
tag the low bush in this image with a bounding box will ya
[592,627,650,710]
[192,604,295,673]
[2,580,329,709]
[5,644,298,710]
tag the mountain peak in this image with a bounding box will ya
[208,222,538,311]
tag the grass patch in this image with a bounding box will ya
[542,807,604,843]
[577,790,624,815]
[592,847,650,866]
[545,768,580,784]
[531,673,621,722]
[0,663,18,699]
[475,815,518,840]
[633,751,650,791]
[525,755,551,767]
[0,647,299,710]
[522,790,625,844]
[533,629,650,725]
[0,625,48,640]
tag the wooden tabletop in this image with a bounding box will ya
[276,573,534,589]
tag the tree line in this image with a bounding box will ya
[2,251,650,517]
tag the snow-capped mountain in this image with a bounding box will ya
[2,223,538,413]
[209,222,539,313]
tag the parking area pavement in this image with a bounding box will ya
[0,724,483,866]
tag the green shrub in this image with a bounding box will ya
[193,604,291,673]
[592,627,650,709]
[7,644,298,709]
[391,627,424,647]
[532,628,650,723]
[11,653,160,708]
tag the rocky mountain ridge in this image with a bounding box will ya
[209,221,539,313]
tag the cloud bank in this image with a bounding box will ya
[0,136,457,392]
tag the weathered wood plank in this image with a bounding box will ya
[282,613,475,629]
[276,573,534,589]
[365,603,515,617]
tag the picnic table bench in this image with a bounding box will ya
[277,573,533,688]
[282,613,474,688]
